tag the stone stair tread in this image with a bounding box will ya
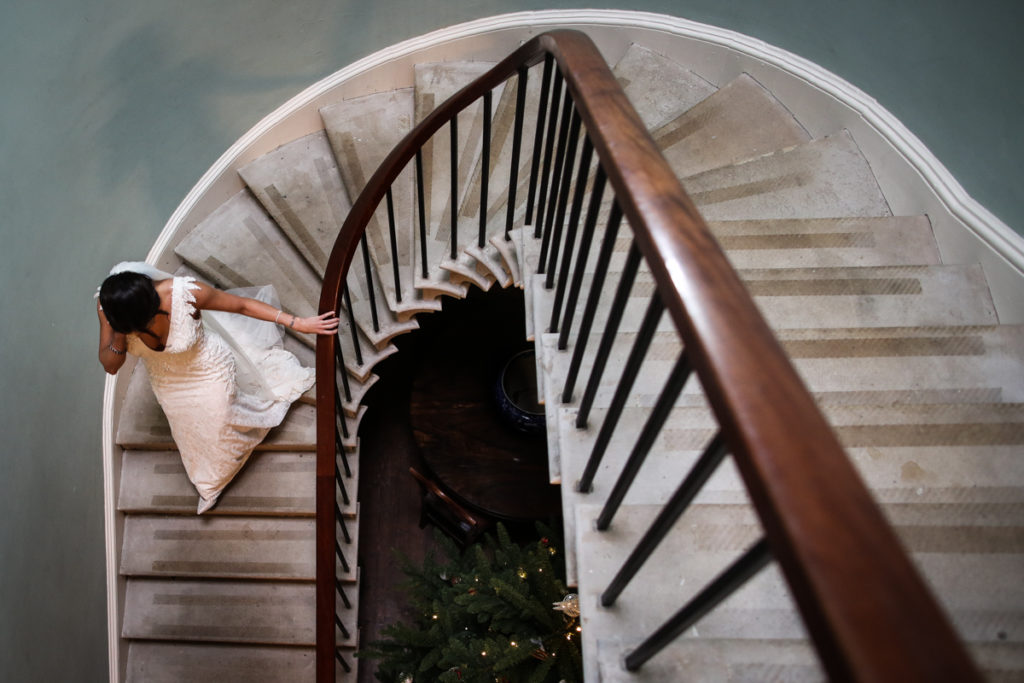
[490,232,522,287]
[122,577,358,647]
[466,243,513,288]
[125,641,358,682]
[121,515,317,580]
[654,72,811,178]
[681,130,892,221]
[120,514,360,582]
[439,252,495,290]
[612,43,717,131]
[118,450,360,518]
[595,636,821,683]
[709,216,941,268]
[173,190,322,322]
[541,324,1024,416]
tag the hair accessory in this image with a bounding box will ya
[109,343,126,355]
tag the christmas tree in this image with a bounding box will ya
[360,523,582,683]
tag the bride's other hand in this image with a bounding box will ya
[295,311,340,336]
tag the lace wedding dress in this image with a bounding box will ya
[120,269,314,513]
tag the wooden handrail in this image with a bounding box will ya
[315,30,981,681]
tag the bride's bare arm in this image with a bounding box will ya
[97,300,128,374]
[191,282,340,336]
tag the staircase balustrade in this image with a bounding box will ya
[315,30,981,682]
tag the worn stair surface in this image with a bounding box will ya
[109,35,1024,682]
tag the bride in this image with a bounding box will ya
[97,262,338,514]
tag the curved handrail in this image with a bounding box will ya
[316,29,979,681]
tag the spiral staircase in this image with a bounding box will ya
[102,14,1024,682]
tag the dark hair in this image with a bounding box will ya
[99,271,161,334]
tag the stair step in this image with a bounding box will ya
[239,131,418,348]
[121,516,315,580]
[120,514,359,582]
[595,636,820,683]
[681,130,892,220]
[613,43,717,131]
[490,232,522,288]
[174,190,323,324]
[125,641,358,682]
[655,73,811,178]
[115,369,362,450]
[321,88,443,319]
[541,324,1024,419]
[123,577,358,647]
[709,216,941,269]
[118,450,360,518]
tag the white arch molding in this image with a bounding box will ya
[104,10,1024,681]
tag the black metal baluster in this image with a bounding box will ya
[542,106,581,286]
[336,578,352,609]
[386,187,401,303]
[336,439,352,479]
[575,240,641,428]
[562,200,622,404]
[558,165,606,351]
[533,69,563,239]
[537,92,574,274]
[335,651,351,674]
[505,65,528,240]
[334,613,350,640]
[548,133,593,332]
[577,293,664,493]
[360,236,379,333]
[624,539,771,672]
[334,385,349,440]
[342,285,363,367]
[602,432,729,606]
[479,89,491,249]
[336,510,351,544]
[416,149,428,279]
[334,338,351,404]
[596,352,693,529]
[335,466,350,507]
[335,540,350,574]
[525,55,553,226]
[449,116,458,260]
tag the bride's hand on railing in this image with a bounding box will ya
[293,311,340,336]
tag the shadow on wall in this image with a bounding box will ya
[94,24,320,216]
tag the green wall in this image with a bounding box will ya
[1,0,1020,679]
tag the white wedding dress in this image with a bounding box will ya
[121,271,314,512]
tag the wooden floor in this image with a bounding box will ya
[355,286,558,682]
